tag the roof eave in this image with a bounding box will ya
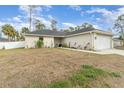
[25,34,65,37]
[92,30,113,36]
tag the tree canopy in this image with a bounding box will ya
[114,14,124,39]
[51,19,57,31]
[21,27,30,33]
[114,14,124,45]
[2,24,16,41]
[63,22,95,32]
[34,19,46,31]
[81,23,95,30]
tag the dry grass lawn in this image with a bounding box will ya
[0,48,124,87]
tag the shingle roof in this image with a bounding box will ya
[25,28,94,36]
[25,28,113,37]
[66,28,94,35]
[26,29,66,36]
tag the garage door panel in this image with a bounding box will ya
[94,35,111,50]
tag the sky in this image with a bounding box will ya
[0,5,124,35]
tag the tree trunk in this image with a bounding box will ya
[29,6,32,31]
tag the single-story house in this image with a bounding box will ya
[25,29,113,50]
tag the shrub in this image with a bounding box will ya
[36,40,43,48]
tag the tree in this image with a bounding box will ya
[11,30,17,41]
[2,24,16,41]
[114,14,124,45]
[20,27,30,41]
[35,19,45,30]
[28,5,37,31]
[69,27,74,31]
[51,19,57,31]
[15,31,21,41]
[20,34,25,41]
[81,23,95,30]
[21,27,30,33]
[63,29,70,32]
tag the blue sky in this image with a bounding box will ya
[0,5,124,34]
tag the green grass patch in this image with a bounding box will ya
[48,80,72,88]
[110,72,121,77]
[48,65,120,88]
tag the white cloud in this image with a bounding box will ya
[80,11,85,16]
[84,6,124,31]
[96,18,101,21]
[43,5,52,11]
[19,5,52,15]
[13,16,22,23]
[86,7,124,23]
[44,5,52,8]
[69,5,81,11]
[93,24,102,29]
[34,16,51,28]
[48,15,54,20]
[19,5,29,13]
[62,22,76,29]
[19,5,43,17]
[86,8,112,15]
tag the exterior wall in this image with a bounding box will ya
[62,33,93,50]
[25,31,113,50]
[0,41,25,49]
[93,33,113,50]
[25,36,39,48]
[43,37,54,48]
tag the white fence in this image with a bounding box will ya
[0,41,25,49]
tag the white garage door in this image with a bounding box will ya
[94,35,112,50]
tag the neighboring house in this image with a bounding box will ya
[24,29,113,50]
[113,38,123,47]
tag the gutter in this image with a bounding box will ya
[25,34,65,38]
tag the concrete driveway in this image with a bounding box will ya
[99,49,124,56]
[62,48,124,56]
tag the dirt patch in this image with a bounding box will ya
[0,48,124,87]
